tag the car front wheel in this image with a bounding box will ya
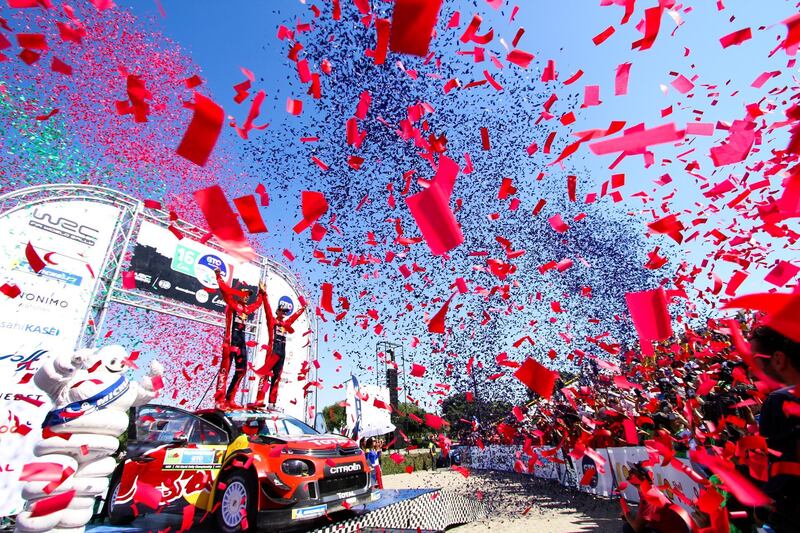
[216,472,255,532]
[105,476,135,526]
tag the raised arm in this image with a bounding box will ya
[215,268,237,307]
[281,306,306,334]
[259,283,278,334]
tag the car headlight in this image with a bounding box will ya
[282,459,313,476]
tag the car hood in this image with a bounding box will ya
[254,433,359,450]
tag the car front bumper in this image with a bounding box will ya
[256,488,380,528]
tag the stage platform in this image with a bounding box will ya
[84,488,488,532]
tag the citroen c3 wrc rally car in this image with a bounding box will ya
[105,404,378,532]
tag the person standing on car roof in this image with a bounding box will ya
[214,268,264,409]
[254,286,306,407]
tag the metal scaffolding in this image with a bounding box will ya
[0,184,319,420]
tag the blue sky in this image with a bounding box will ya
[107,0,800,412]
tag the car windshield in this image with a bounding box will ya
[227,411,319,437]
[259,417,318,437]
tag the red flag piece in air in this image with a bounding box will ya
[548,214,569,233]
[589,123,684,156]
[255,183,269,207]
[405,155,463,256]
[193,185,254,261]
[719,27,752,48]
[50,57,72,76]
[689,448,771,507]
[506,49,534,68]
[764,261,799,287]
[132,481,162,509]
[19,462,67,482]
[592,25,615,46]
[624,287,673,342]
[424,413,446,430]
[428,293,455,334]
[631,6,662,51]
[615,62,631,96]
[389,0,443,57]
[580,467,597,486]
[1,283,21,298]
[286,98,303,116]
[320,282,334,313]
[16,33,47,50]
[373,18,391,65]
[233,195,267,233]
[29,489,75,517]
[725,291,800,343]
[460,15,494,45]
[293,191,329,234]
[480,127,490,150]
[25,242,46,273]
[514,358,557,400]
[234,90,268,140]
[410,363,426,378]
[121,271,136,290]
[176,93,224,166]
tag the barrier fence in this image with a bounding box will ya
[462,445,703,517]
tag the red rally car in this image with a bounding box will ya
[106,404,378,532]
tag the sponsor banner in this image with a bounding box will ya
[292,503,327,520]
[130,221,261,312]
[325,462,364,476]
[131,222,312,421]
[162,447,225,470]
[462,445,568,483]
[570,449,615,497]
[533,450,565,481]
[464,445,704,512]
[346,382,395,440]
[606,446,702,515]
[0,200,121,517]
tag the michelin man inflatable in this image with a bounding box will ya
[15,345,163,533]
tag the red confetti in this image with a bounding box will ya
[25,242,46,273]
[720,27,752,48]
[514,358,557,399]
[233,195,268,234]
[30,490,75,517]
[389,0,443,57]
[1,283,21,298]
[176,93,224,166]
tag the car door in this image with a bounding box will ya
[115,405,228,514]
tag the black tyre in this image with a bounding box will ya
[216,472,256,532]
[105,475,135,526]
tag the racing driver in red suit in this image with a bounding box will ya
[214,268,263,409]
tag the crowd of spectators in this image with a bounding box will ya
[465,321,799,533]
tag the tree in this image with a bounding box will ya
[321,402,346,433]
[392,402,430,443]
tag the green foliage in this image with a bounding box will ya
[321,402,347,433]
[391,402,429,440]
[379,450,435,475]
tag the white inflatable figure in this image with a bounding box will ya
[15,345,164,533]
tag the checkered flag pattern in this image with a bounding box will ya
[312,489,489,533]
